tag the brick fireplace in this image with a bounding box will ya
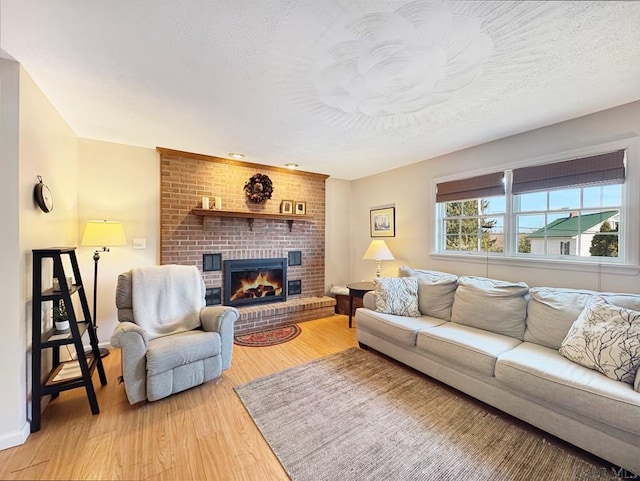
[158,148,335,334]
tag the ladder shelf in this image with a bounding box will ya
[31,247,107,432]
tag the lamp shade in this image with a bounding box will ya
[362,240,395,260]
[81,220,127,247]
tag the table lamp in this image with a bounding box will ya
[362,240,395,279]
[81,220,127,357]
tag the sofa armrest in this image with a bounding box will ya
[363,291,377,310]
[635,369,640,393]
[110,321,149,404]
[200,306,239,370]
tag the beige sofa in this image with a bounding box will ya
[355,267,640,474]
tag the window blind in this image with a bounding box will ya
[512,149,625,195]
[436,172,505,203]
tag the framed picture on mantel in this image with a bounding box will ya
[281,200,293,214]
[370,207,395,237]
[295,201,306,215]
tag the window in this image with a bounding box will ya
[435,148,628,263]
[514,187,621,259]
[437,172,505,254]
[442,198,506,253]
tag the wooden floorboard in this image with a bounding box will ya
[0,315,357,481]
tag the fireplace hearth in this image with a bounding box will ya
[223,258,287,307]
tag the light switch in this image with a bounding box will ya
[133,238,147,249]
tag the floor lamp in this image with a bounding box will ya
[81,220,127,358]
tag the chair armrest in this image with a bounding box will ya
[110,321,149,404]
[200,306,239,370]
[111,321,149,348]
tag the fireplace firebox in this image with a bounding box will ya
[223,258,287,307]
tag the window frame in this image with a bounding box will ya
[433,137,639,267]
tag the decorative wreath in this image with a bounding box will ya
[244,173,274,203]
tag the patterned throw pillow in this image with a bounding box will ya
[559,296,640,384]
[374,277,421,317]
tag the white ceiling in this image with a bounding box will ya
[2,1,639,180]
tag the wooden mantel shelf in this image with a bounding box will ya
[192,208,313,232]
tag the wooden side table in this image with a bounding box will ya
[347,281,375,328]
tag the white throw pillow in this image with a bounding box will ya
[374,277,421,317]
[398,266,458,320]
[559,296,640,385]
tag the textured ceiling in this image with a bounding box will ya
[2,1,639,180]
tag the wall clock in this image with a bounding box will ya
[34,175,53,213]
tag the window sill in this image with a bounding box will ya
[430,252,640,276]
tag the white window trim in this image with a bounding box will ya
[432,136,640,268]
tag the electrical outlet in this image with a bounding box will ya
[133,238,147,249]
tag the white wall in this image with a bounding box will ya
[0,58,25,450]
[0,62,79,449]
[77,139,160,348]
[0,66,160,450]
[325,178,351,291]
[350,102,640,292]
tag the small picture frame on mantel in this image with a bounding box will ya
[294,201,306,215]
[281,200,294,214]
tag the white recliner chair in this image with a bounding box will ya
[111,265,238,404]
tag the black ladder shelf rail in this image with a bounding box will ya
[31,247,107,432]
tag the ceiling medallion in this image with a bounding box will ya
[313,0,493,118]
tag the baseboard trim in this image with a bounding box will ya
[0,422,29,451]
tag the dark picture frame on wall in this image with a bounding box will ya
[370,207,395,237]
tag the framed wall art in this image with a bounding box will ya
[370,207,395,237]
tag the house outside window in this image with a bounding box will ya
[435,147,629,264]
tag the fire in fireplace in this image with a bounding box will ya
[223,258,287,307]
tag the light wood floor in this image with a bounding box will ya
[0,315,357,481]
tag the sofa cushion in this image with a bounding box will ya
[601,292,640,312]
[495,342,640,436]
[559,296,640,384]
[374,277,421,317]
[147,330,221,375]
[524,287,596,350]
[356,308,446,347]
[398,266,458,320]
[451,276,529,340]
[416,322,521,377]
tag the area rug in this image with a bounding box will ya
[234,324,301,347]
[235,347,618,481]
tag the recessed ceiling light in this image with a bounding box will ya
[285,163,299,169]
[229,152,245,160]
